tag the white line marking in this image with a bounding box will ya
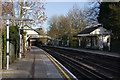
[42,49,78,80]
[54,46,120,58]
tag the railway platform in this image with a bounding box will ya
[42,46,120,79]
[0,46,75,79]
[53,46,120,58]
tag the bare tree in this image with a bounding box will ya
[84,2,100,27]
[47,16,59,39]
[15,2,48,27]
[1,1,47,27]
[67,4,87,34]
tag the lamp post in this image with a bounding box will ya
[18,19,33,59]
[6,20,9,70]
[1,16,33,70]
[1,16,19,70]
[19,7,31,59]
[2,16,15,70]
[19,21,22,59]
[1,6,32,69]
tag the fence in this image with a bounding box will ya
[2,42,17,69]
[9,43,16,64]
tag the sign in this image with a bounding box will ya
[79,39,81,47]
[99,40,103,49]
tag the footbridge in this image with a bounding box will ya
[23,25,51,46]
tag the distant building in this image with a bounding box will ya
[36,27,43,31]
[23,25,51,47]
[23,25,39,48]
[77,26,111,49]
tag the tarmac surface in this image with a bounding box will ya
[0,46,63,79]
[53,46,120,58]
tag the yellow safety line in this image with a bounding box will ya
[40,49,71,80]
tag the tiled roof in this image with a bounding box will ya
[78,27,99,34]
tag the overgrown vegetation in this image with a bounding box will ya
[2,27,6,68]
[9,26,19,58]
[98,2,120,39]
[2,25,19,68]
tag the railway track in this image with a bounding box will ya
[40,46,120,80]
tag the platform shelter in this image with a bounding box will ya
[77,26,111,50]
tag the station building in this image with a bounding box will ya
[77,26,111,50]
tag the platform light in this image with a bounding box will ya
[22,7,31,10]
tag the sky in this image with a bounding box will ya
[39,2,89,33]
